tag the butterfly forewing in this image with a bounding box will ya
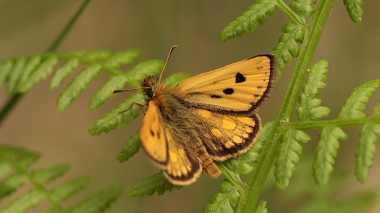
[173,54,276,114]
[140,101,168,168]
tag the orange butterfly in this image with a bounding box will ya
[114,45,276,185]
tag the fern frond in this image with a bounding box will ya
[7,57,27,94]
[50,177,91,201]
[0,162,10,177]
[0,49,145,112]
[88,59,164,110]
[51,58,79,88]
[339,80,380,120]
[297,60,330,120]
[254,200,268,213]
[203,180,239,213]
[355,100,380,183]
[290,170,376,213]
[57,64,101,111]
[313,126,348,185]
[164,73,192,86]
[343,0,363,23]
[275,129,310,190]
[0,60,12,89]
[89,75,129,110]
[126,172,181,197]
[117,131,141,162]
[2,189,44,213]
[123,59,165,88]
[88,93,144,135]
[0,145,121,212]
[290,0,317,17]
[65,184,122,213]
[219,0,276,42]
[355,121,380,183]
[272,23,304,74]
[102,49,142,68]
[31,164,70,184]
[17,56,42,91]
[18,56,59,93]
[0,173,28,199]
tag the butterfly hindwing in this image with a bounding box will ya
[172,54,276,114]
[141,101,203,185]
[190,109,261,160]
[163,127,202,185]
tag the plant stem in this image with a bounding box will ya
[237,1,336,212]
[291,117,380,130]
[276,0,305,25]
[0,0,93,127]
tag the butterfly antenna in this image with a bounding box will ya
[158,45,178,83]
[111,87,149,95]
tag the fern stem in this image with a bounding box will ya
[0,0,93,127]
[237,0,336,212]
[291,117,380,130]
[276,0,305,25]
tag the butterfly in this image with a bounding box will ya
[113,45,277,185]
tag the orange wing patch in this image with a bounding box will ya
[193,109,261,161]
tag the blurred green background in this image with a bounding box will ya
[0,0,379,212]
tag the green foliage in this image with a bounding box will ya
[18,56,59,93]
[290,0,316,17]
[0,48,151,113]
[297,60,330,120]
[355,122,380,183]
[203,180,239,213]
[339,80,380,120]
[274,129,310,190]
[0,145,121,213]
[88,93,144,135]
[219,0,276,42]
[355,101,380,183]
[253,201,267,213]
[117,131,141,162]
[276,155,376,213]
[272,23,304,75]
[58,64,101,111]
[51,58,79,88]
[313,126,348,185]
[344,0,364,23]
[126,172,182,197]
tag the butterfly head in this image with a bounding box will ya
[142,76,160,99]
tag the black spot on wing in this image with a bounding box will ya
[150,129,155,136]
[223,88,234,95]
[211,94,222,99]
[235,72,246,83]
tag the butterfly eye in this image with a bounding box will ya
[147,89,154,98]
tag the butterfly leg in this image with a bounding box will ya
[120,101,147,114]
